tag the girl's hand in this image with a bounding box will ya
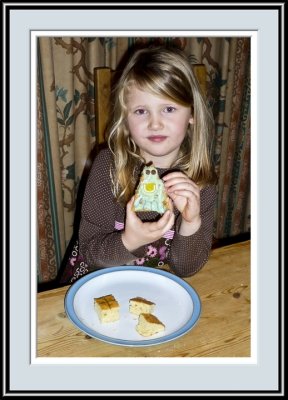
[163,172,201,235]
[121,197,175,253]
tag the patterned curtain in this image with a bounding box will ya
[37,36,250,284]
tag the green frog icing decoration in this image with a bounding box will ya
[132,163,170,214]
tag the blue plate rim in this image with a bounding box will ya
[64,266,201,347]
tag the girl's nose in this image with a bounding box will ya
[148,113,163,130]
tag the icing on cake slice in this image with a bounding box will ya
[132,164,170,214]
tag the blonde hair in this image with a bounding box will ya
[107,46,216,205]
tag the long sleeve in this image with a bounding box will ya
[168,184,217,277]
[79,149,144,268]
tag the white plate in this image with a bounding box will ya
[64,266,201,347]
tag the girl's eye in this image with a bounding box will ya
[164,106,176,113]
[134,108,147,115]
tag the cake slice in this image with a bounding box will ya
[94,294,120,323]
[136,313,165,337]
[129,297,155,316]
[132,163,170,214]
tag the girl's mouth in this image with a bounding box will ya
[147,136,167,142]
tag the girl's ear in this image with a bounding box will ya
[189,117,194,124]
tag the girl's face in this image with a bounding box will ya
[126,85,193,168]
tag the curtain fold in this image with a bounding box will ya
[214,38,251,238]
[37,36,251,283]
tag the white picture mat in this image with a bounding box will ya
[6,4,282,393]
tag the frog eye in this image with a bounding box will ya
[151,169,156,175]
[145,170,150,175]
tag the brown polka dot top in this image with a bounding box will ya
[79,148,216,277]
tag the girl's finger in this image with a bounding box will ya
[164,178,199,192]
[168,185,200,200]
[126,196,140,221]
[156,212,175,235]
[166,197,174,212]
[171,189,199,200]
[162,171,188,180]
[149,210,172,232]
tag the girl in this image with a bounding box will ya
[60,46,217,284]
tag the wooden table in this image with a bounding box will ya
[37,240,250,358]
